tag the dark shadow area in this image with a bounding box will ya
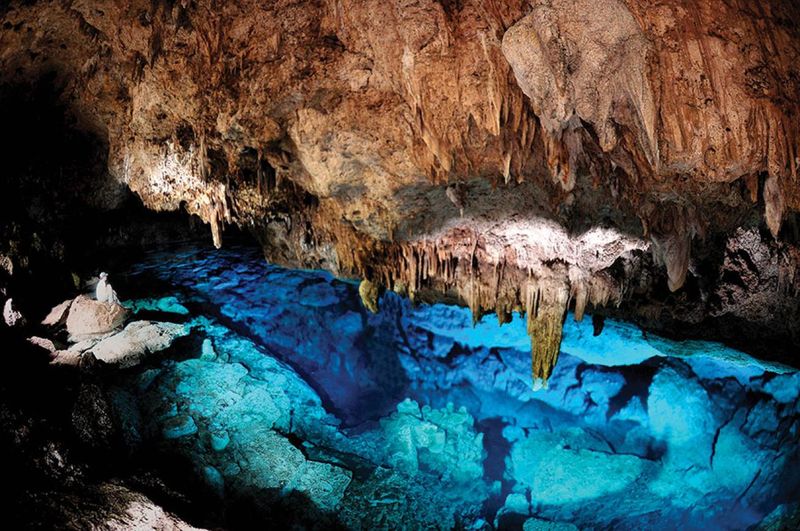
[0,76,209,322]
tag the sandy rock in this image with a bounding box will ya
[89,321,188,368]
[42,299,73,327]
[66,295,128,342]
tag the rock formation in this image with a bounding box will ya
[1,0,799,380]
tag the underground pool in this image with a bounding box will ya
[93,244,800,530]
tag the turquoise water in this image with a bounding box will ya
[109,245,800,529]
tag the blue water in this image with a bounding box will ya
[110,245,800,530]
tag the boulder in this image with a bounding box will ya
[89,321,188,368]
[65,295,128,341]
[41,299,73,327]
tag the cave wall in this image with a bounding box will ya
[1,0,799,376]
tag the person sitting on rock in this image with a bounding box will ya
[95,272,120,304]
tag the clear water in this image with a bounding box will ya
[108,245,800,530]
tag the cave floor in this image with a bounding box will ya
[103,244,800,530]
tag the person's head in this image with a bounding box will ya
[99,272,108,280]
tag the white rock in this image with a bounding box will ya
[66,295,128,341]
[3,298,24,327]
[89,320,188,368]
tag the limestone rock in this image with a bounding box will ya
[65,295,129,342]
[42,299,73,327]
[27,336,58,353]
[50,350,83,367]
[89,321,188,368]
[3,298,24,327]
[647,366,718,468]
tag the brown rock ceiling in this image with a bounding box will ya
[1,0,799,381]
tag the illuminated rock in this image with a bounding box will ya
[90,320,188,368]
[66,295,128,342]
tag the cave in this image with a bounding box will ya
[1,1,799,529]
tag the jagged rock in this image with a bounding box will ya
[51,482,207,531]
[71,382,117,452]
[3,298,24,327]
[0,254,12,276]
[42,299,73,327]
[27,336,58,353]
[65,295,129,342]
[50,349,83,367]
[376,399,485,484]
[502,0,655,188]
[89,321,188,368]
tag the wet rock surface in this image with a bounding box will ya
[90,320,188,368]
[81,245,799,529]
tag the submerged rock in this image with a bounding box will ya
[647,365,718,468]
[99,254,800,529]
[523,517,579,531]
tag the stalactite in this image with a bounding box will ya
[572,280,588,322]
[198,181,230,249]
[359,279,380,313]
[524,275,569,388]
[764,173,785,238]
